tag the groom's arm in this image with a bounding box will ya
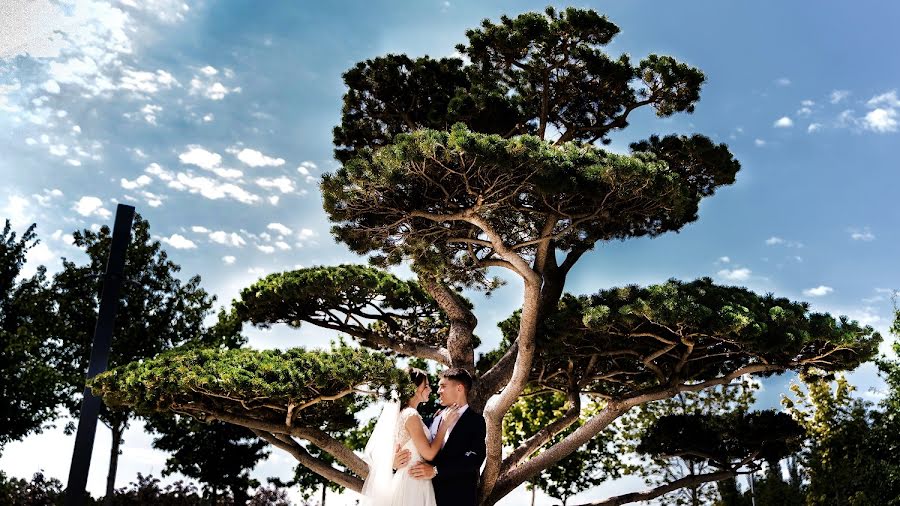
[434,416,486,479]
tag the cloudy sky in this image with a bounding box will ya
[2,0,899,503]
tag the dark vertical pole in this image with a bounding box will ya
[65,204,135,505]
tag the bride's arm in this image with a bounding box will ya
[405,412,453,461]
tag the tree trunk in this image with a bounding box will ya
[531,486,535,506]
[104,422,123,505]
[321,482,326,505]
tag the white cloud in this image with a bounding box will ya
[140,103,162,124]
[190,78,238,100]
[837,109,857,128]
[200,65,218,76]
[256,176,295,193]
[161,233,196,249]
[73,196,111,218]
[830,90,850,104]
[807,123,822,133]
[209,231,246,247]
[268,195,279,205]
[850,228,875,241]
[803,285,833,297]
[235,148,285,167]
[2,195,32,227]
[191,226,209,233]
[168,173,260,204]
[211,168,243,179]
[257,245,276,254]
[718,256,730,264]
[66,159,82,166]
[21,241,57,278]
[773,116,793,128]
[297,228,315,240]
[119,69,179,94]
[718,268,751,282]
[861,108,897,133]
[141,191,163,207]
[867,90,900,108]
[754,138,766,147]
[32,188,64,206]
[801,99,815,107]
[49,144,69,156]
[145,163,173,181]
[178,146,222,169]
[275,241,291,251]
[120,174,152,190]
[267,223,292,235]
[297,161,317,175]
[222,255,236,265]
[297,161,318,183]
[202,113,214,122]
[765,236,803,248]
[774,77,791,87]
[797,106,813,116]
[42,80,61,94]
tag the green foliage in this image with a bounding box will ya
[618,383,756,506]
[324,125,737,286]
[637,411,803,469]
[0,220,66,452]
[335,6,707,159]
[91,342,413,431]
[497,278,880,397]
[235,264,455,349]
[503,392,622,505]
[783,373,900,505]
[327,6,737,287]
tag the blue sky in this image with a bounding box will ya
[2,0,899,503]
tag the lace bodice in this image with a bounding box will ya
[395,407,429,466]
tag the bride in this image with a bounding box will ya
[361,368,460,506]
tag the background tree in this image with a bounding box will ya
[92,8,881,505]
[147,416,268,504]
[625,410,803,506]
[615,382,756,505]
[0,220,66,453]
[52,215,226,502]
[503,392,624,506]
[782,372,896,505]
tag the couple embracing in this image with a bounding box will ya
[361,368,487,506]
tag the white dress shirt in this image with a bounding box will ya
[429,404,468,447]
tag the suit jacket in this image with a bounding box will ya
[428,408,486,506]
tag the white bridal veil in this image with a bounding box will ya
[360,400,401,506]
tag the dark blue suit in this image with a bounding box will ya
[429,408,487,506]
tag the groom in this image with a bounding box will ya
[398,368,486,505]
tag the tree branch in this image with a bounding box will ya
[418,275,477,372]
[254,430,364,492]
[198,406,369,478]
[499,391,581,476]
[573,470,735,506]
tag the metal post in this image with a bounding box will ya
[65,204,135,505]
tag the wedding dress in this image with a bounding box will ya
[389,407,438,506]
[361,403,437,506]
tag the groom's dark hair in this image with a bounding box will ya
[441,368,473,394]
